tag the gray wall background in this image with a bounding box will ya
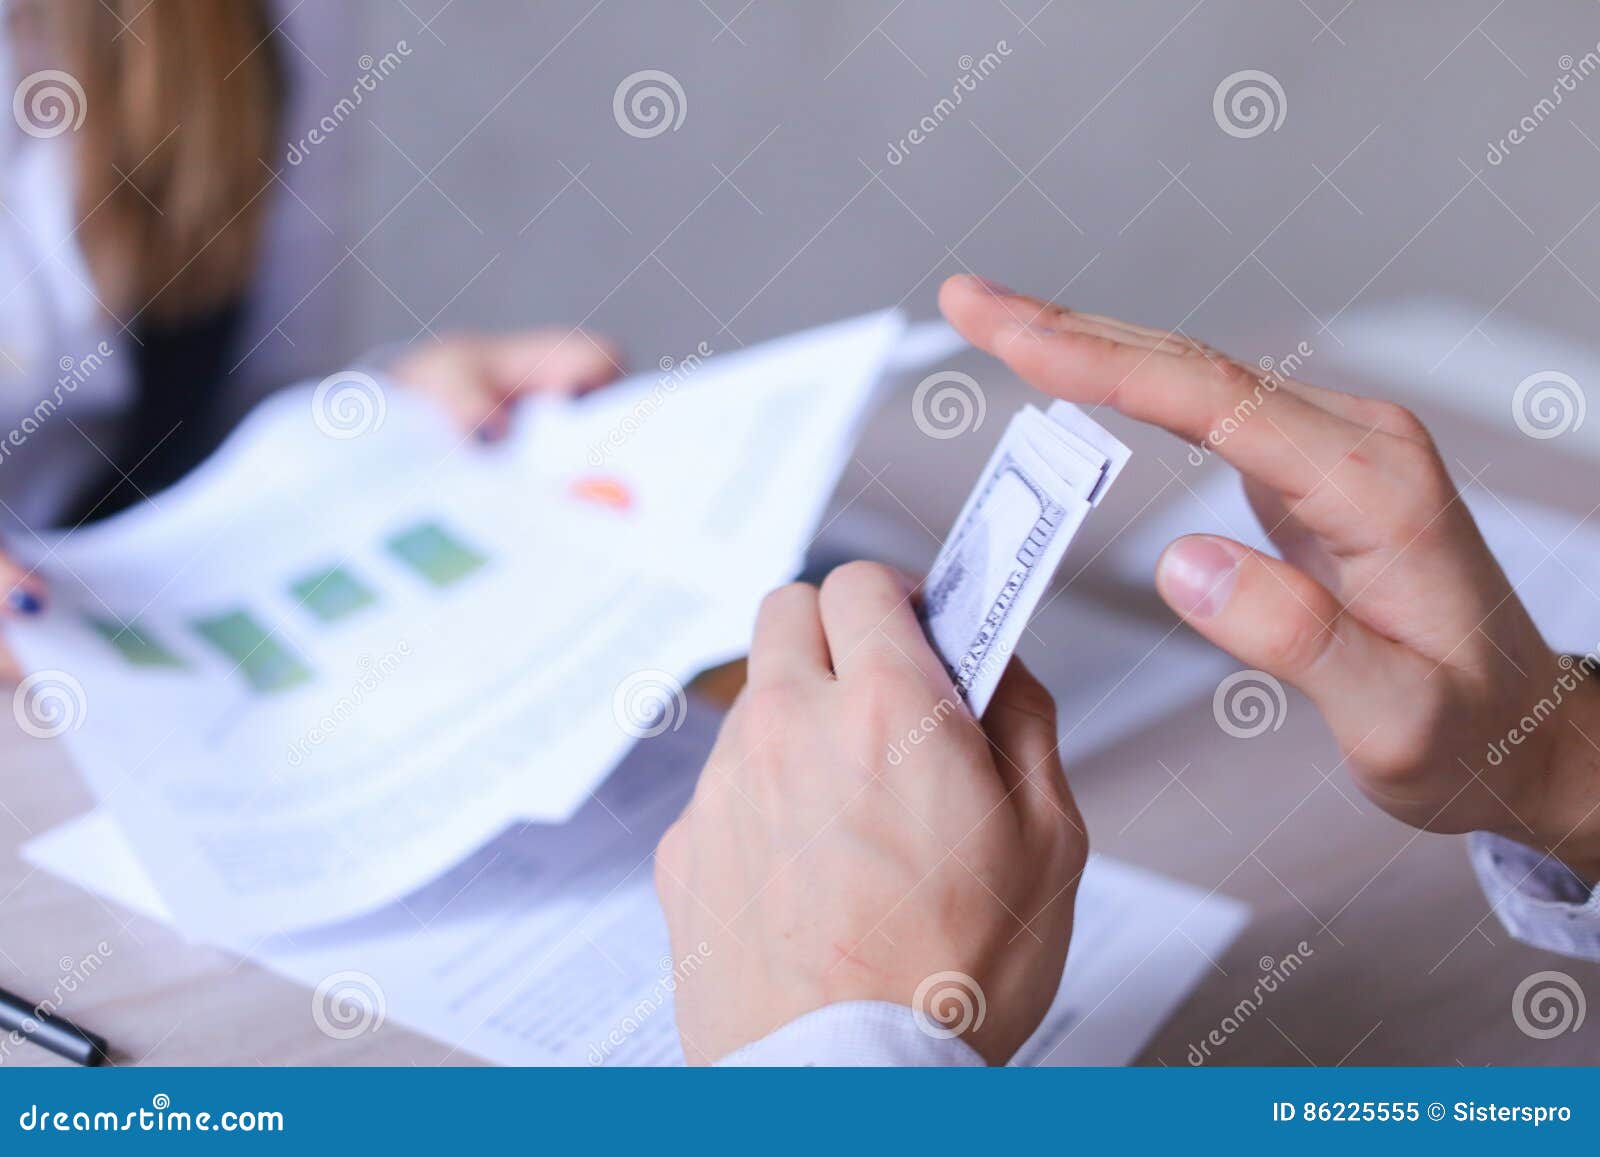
[330,0,1600,360]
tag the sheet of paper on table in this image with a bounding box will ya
[6,311,910,939]
[25,702,1249,1067]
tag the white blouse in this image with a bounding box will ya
[0,0,350,535]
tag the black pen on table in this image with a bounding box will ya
[0,986,110,1066]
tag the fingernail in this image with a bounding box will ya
[1157,538,1239,620]
[7,588,43,616]
[474,427,496,444]
[968,275,1014,297]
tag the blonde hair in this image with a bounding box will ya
[49,0,281,323]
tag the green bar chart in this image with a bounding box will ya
[83,519,489,690]
[86,616,186,669]
[291,565,379,623]
[192,610,314,694]
[385,521,488,588]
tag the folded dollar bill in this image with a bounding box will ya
[919,401,1130,716]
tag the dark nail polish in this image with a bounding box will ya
[8,589,43,616]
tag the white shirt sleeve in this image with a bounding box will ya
[714,1001,987,1067]
[1469,832,1600,961]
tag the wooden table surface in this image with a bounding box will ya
[3,365,1598,1068]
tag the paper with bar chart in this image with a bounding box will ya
[6,310,908,938]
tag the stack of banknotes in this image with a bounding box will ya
[920,401,1130,716]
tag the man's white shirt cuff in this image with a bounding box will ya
[715,1001,987,1067]
[1469,832,1600,961]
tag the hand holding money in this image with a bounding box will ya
[939,273,1600,884]
[656,321,1132,1062]
[658,305,1129,1063]
[656,566,1087,1064]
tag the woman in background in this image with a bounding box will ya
[0,0,621,677]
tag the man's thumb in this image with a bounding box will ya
[1154,534,1423,754]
